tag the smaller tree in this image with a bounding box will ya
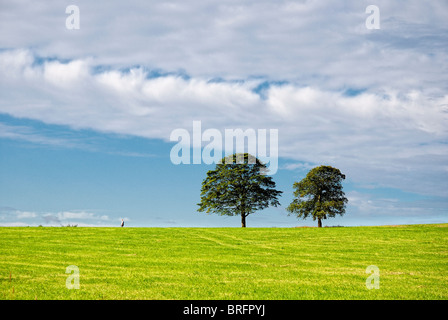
[287,165,348,227]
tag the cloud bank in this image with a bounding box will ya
[0,48,447,199]
[0,206,120,227]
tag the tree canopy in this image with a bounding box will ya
[286,165,348,227]
[197,153,282,227]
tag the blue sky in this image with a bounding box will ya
[0,0,447,227]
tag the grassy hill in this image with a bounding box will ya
[1,224,447,300]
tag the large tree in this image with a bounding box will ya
[198,153,282,227]
[287,165,348,228]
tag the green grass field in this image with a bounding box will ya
[1,224,447,300]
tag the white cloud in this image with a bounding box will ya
[0,49,34,78]
[0,49,447,198]
[57,211,95,220]
[43,59,90,87]
[52,211,111,223]
[1,0,446,87]
[15,211,37,219]
[346,190,448,224]
[0,122,88,148]
[40,210,114,226]
[0,222,30,227]
[281,162,315,172]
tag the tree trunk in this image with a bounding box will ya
[317,193,322,228]
[241,214,246,228]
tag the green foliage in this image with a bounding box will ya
[287,165,348,227]
[198,153,282,227]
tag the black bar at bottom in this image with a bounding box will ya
[2,300,445,318]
